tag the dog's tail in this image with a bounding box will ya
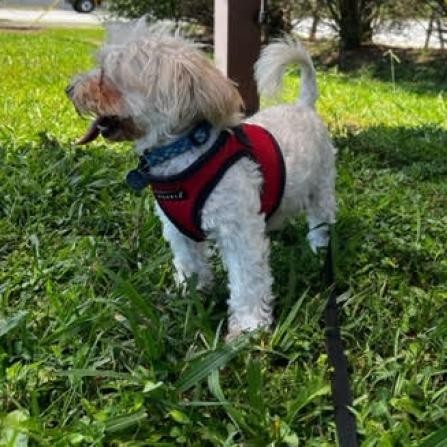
[254,37,317,108]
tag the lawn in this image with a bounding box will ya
[0,28,446,446]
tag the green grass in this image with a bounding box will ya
[0,28,446,446]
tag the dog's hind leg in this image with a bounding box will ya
[306,185,336,253]
[307,214,330,253]
[157,207,214,291]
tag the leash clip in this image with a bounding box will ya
[188,121,212,146]
[126,157,152,192]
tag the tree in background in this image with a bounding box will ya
[106,0,444,52]
[106,0,213,29]
[292,0,383,49]
[263,0,293,38]
[297,0,437,50]
[291,0,326,40]
[422,0,447,48]
[430,0,447,14]
[323,0,386,49]
[106,0,295,39]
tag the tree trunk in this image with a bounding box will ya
[264,1,293,39]
[360,0,374,44]
[214,0,261,115]
[309,13,320,40]
[339,0,361,50]
[361,19,374,43]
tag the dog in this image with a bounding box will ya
[66,19,336,340]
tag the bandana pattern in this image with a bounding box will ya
[127,121,212,192]
[144,121,212,167]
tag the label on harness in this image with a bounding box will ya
[154,189,187,201]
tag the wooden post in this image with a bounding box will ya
[214,0,262,116]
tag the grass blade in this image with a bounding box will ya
[57,369,133,380]
[287,381,331,422]
[247,356,265,415]
[105,409,148,433]
[271,290,308,347]
[0,311,28,338]
[103,267,158,324]
[208,368,257,437]
[177,336,249,392]
[418,427,447,447]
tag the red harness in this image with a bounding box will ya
[147,124,285,241]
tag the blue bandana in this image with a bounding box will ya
[127,121,212,191]
[145,121,212,167]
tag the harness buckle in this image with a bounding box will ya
[188,121,212,146]
[126,157,152,192]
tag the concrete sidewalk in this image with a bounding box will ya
[294,18,443,49]
[1,0,72,10]
[0,1,105,27]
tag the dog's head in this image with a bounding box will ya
[66,19,244,146]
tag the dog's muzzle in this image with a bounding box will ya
[65,84,75,98]
[76,116,124,145]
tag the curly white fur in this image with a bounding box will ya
[98,21,243,149]
[254,36,318,107]
[67,19,336,339]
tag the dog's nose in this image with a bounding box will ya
[65,84,75,98]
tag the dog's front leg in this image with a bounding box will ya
[157,206,214,291]
[214,213,274,340]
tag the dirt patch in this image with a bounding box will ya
[307,40,447,67]
[0,21,41,32]
[305,39,447,88]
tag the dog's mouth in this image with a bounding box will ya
[77,116,123,145]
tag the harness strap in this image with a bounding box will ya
[133,124,285,242]
[322,230,359,447]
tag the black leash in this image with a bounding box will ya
[322,230,359,446]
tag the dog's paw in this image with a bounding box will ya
[226,314,272,342]
[196,271,215,293]
[307,225,329,254]
[225,324,271,343]
[225,328,243,343]
[174,271,214,295]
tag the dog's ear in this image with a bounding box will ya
[101,36,244,128]
[71,70,125,117]
[191,58,244,127]
[150,48,244,129]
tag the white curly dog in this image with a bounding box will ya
[66,19,336,340]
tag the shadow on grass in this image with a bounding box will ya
[333,123,447,288]
[269,124,447,295]
[335,124,447,177]
[310,41,447,95]
[0,133,157,269]
[4,129,445,306]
